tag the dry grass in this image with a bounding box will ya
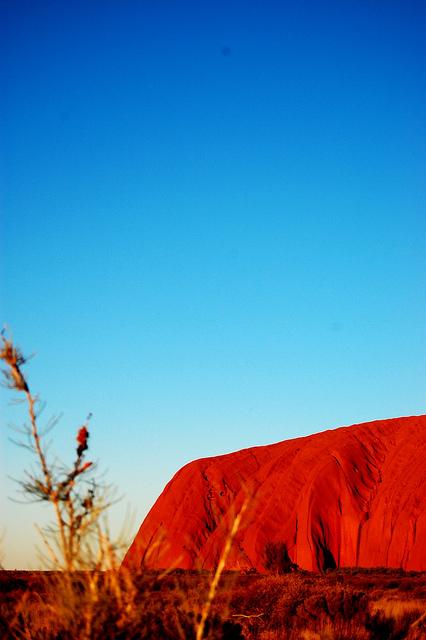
[2,568,426,639]
[371,597,425,619]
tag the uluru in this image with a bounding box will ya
[123,416,426,573]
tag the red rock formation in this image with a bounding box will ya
[123,416,426,572]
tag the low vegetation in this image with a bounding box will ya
[1,568,426,638]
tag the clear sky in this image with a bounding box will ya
[1,0,425,569]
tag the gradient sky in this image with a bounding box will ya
[1,0,425,569]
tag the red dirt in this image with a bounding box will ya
[123,416,426,572]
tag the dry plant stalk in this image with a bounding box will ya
[410,608,426,632]
[195,496,249,640]
[0,333,111,572]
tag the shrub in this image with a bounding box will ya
[0,334,118,572]
[263,542,298,575]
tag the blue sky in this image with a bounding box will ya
[1,0,425,568]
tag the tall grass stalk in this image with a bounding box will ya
[195,496,249,640]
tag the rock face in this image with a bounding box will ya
[123,416,426,572]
